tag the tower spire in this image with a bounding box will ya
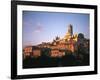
[68,24,73,36]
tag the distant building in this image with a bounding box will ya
[50,49,65,57]
[23,46,41,59]
[23,46,32,59]
[51,49,59,57]
[32,48,41,58]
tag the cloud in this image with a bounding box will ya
[34,29,41,33]
[33,22,43,33]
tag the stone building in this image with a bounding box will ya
[23,46,32,59]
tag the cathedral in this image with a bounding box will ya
[51,24,78,53]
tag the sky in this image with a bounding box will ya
[22,11,89,47]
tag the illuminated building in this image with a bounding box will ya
[23,24,89,58]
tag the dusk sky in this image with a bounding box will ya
[22,11,89,47]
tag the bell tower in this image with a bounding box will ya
[64,24,73,40]
[68,24,73,36]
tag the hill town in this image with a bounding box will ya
[23,24,89,68]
